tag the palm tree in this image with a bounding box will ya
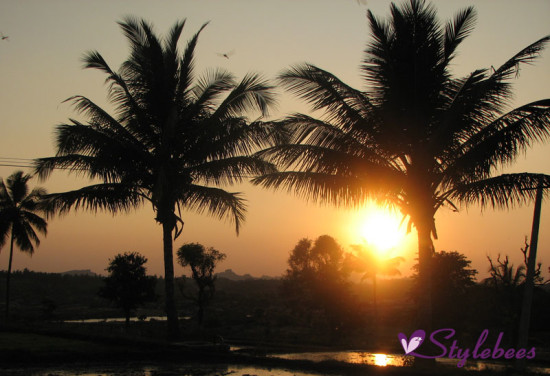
[253,0,550,330]
[0,171,48,321]
[35,18,278,339]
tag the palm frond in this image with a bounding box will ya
[117,16,149,48]
[19,188,47,212]
[191,68,236,113]
[0,179,8,203]
[277,114,380,159]
[66,96,147,152]
[256,144,396,181]
[188,156,277,186]
[178,22,209,101]
[161,20,186,92]
[164,19,186,57]
[443,99,550,183]
[212,73,276,121]
[35,131,149,185]
[443,6,476,63]
[363,10,392,90]
[0,179,12,210]
[6,171,30,204]
[181,185,246,234]
[0,214,10,249]
[491,35,550,81]
[42,184,144,216]
[279,64,371,130]
[191,119,284,161]
[11,221,35,254]
[449,173,550,209]
[35,155,102,181]
[363,0,446,110]
[432,69,491,154]
[252,171,376,208]
[82,51,143,122]
[20,211,47,236]
[82,50,116,76]
[0,173,47,251]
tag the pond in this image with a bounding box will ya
[3,354,550,375]
[0,364,324,376]
[63,316,191,323]
[270,350,550,374]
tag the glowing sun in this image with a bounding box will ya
[359,205,406,254]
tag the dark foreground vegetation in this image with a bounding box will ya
[2,332,527,376]
[0,269,549,374]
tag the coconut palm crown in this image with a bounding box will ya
[0,171,48,320]
[252,0,550,327]
[35,18,278,338]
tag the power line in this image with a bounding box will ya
[0,164,35,168]
[0,157,35,161]
[0,157,35,169]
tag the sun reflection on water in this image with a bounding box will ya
[274,351,412,367]
[373,353,388,366]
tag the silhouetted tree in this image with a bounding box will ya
[253,0,550,331]
[99,252,156,325]
[283,235,354,329]
[0,171,48,321]
[35,18,278,338]
[485,255,526,289]
[413,251,477,328]
[415,251,478,293]
[349,243,404,320]
[483,241,547,334]
[177,243,225,325]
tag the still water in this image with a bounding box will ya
[0,364,324,376]
[273,350,411,367]
[271,350,550,374]
[4,350,550,375]
[63,316,191,323]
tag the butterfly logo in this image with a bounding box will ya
[398,330,425,355]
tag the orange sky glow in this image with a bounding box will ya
[0,0,549,280]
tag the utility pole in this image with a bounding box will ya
[516,185,544,371]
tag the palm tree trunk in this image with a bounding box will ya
[372,273,378,342]
[5,231,15,322]
[416,220,434,332]
[412,218,436,367]
[162,220,180,340]
[372,273,377,323]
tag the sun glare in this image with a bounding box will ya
[359,204,406,254]
[373,353,389,366]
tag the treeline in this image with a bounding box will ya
[275,236,550,348]
[0,270,107,320]
[0,269,285,323]
[1,262,549,348]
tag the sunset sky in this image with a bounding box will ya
[0,0,549,280]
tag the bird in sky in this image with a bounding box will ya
[0,33,9,41]
[216,50,235,59]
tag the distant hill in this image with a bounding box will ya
[216,269,253,281]
[60,269,97,277]
[215,269,278,281]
